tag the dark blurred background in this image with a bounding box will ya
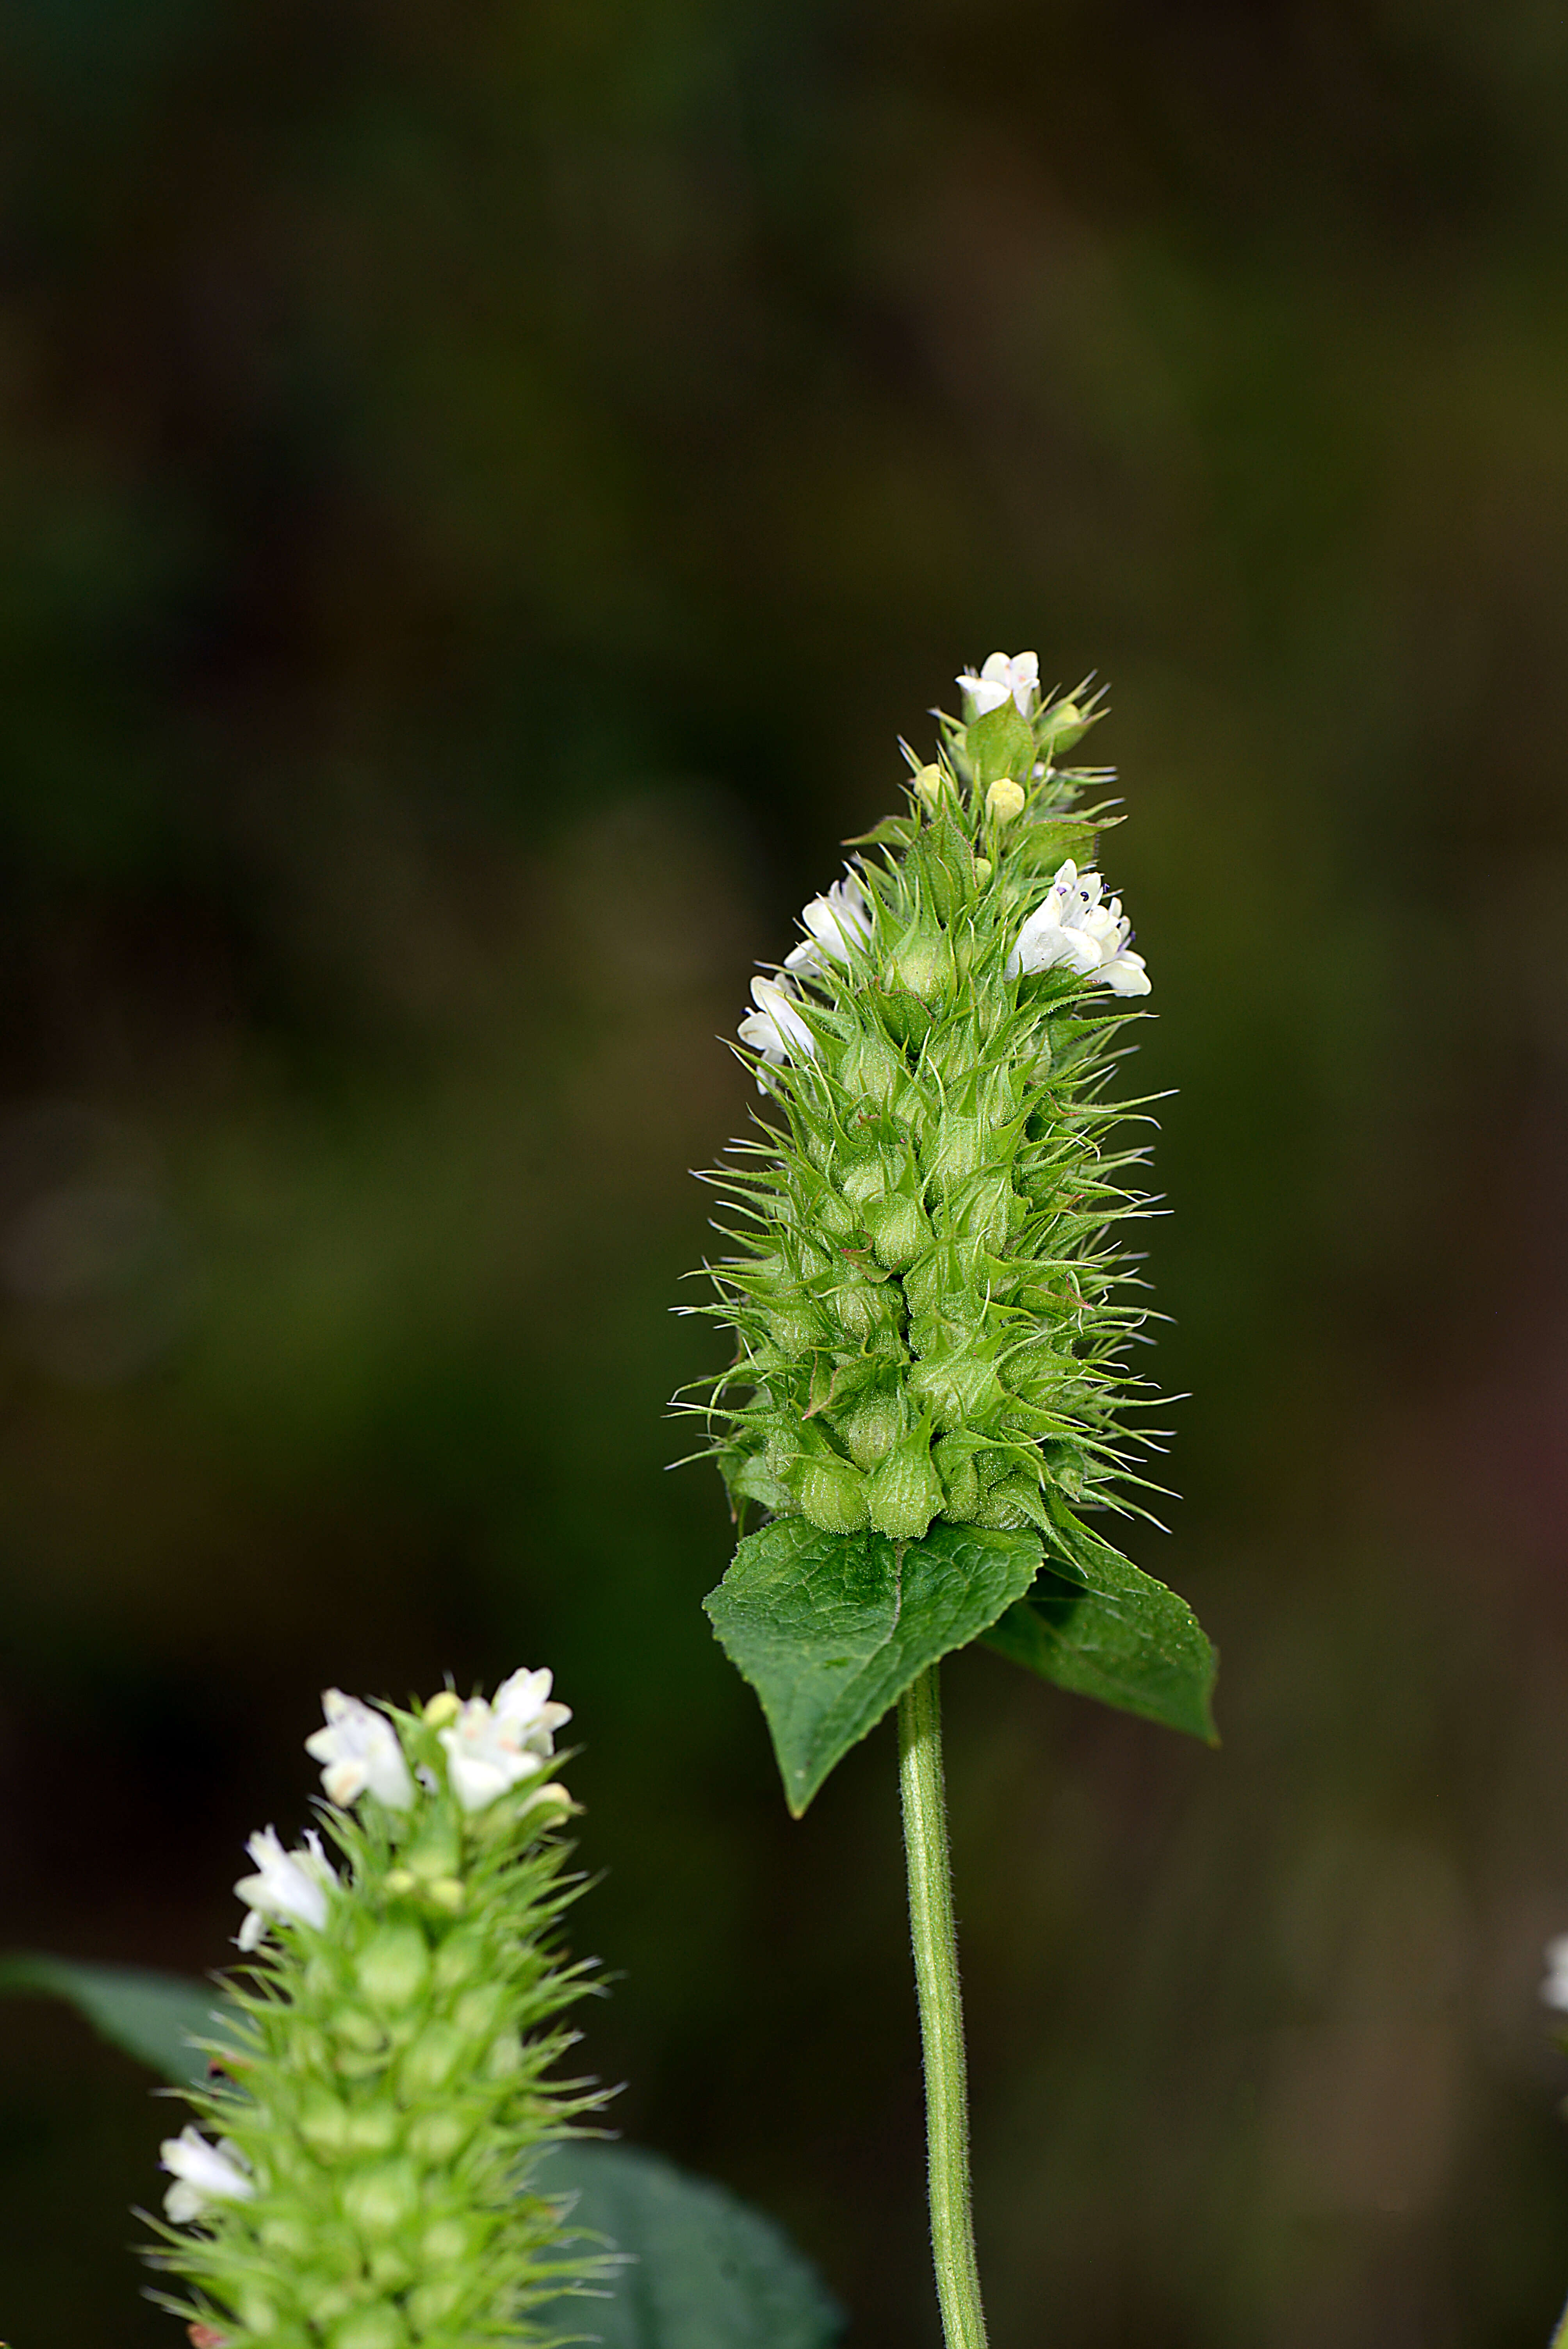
[2,0,1568,2342]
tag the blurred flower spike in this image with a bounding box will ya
[148,1667,606,2347]
[691,655,1164,1544]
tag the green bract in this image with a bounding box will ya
[145,1684,607,2349]
[694,678,1155,1547]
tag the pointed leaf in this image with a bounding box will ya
[705,1518,1042,1814]
[964,700,1035,785]
[0,1953,234,2087]
[983,1514,1217,1742]
[537,2142,843,2349]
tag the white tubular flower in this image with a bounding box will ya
[234,1825,334,1952]
[160,2126,254,2224]
[1006,859,1151,997]
[438,1667,572,1814]
[737,974,817,1069]
[1542,1935,1568,2012]
[956,649,1039,719]
[784,872,874,977]
[305,1689,415,1811]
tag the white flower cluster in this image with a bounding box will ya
[957,649,1039,718]
[737,870,872,1074]
[233,1825,334,1952]
[436,1666,572,1814]
[305,1688,415,1809]
[160,2125,254,2225]
[1007,859,1151,996]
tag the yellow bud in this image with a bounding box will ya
[912,762,943,803]
[426,1875,465,1914]
[985,777,1026,822]
[972,857,993,886]
[384,1868,417,1897]
[422,1690,461,1728]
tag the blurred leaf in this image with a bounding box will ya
[537,2142,843,2349]
[0,1953,232,2087]
[705,1518,1041,1815]
[984,1512,1218,1742]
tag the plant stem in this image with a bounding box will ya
[898,1661,989,2349]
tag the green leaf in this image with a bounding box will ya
[964,700,1035,785]
[537,2142,843,2349]
[983,1512,1218,1743]
[0,1953,234,2086]
[704,1518,1042,1814]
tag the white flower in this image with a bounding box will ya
[438,1666,572,1814]
[160,2125,254,2224]
[956,650,1039,719]
[305,1689,415,1811]
[737,974,817,1069]
[1006,859,1151,997]
[1542,1935,1568,2011]
[784,873,874,977]
[233,1825,334,1952]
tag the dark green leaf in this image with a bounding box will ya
[984,1512,1218,1743]
[537,2142,843,2349]
[0,1953,233,2086]
[1011,816,1109,876]
[705,1518,1042,1814]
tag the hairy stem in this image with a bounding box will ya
[898,1662,989,2349]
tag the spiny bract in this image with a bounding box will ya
[145,1676,607,2349]
[688,657,1164,1546]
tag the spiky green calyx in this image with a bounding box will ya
[146,1676,606,2349]
[689,662,1164,1546]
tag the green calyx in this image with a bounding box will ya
[146,1686,606,2349]
[689,674,1160,1546]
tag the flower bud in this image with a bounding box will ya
[837,1390,903,1470]
[882,911,957,996]
[330,2308,405,2349]
[342,2160,419,2237]
[796,1446,869,1533]
[400,2020,465,2099]
[356,1924,429,2014]
[912,763,944,804]
[864,1189,931,1272]
[864,1425,944,1541]
[985,777,1026,822]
